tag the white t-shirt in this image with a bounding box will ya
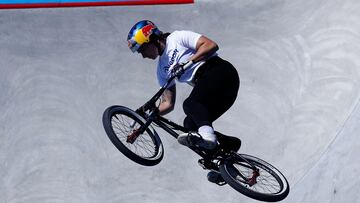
[157,30,217,87]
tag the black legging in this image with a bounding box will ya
[183,56,240,131]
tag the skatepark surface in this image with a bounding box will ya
[1,0,360,202]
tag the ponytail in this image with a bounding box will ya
[150,32,170,55]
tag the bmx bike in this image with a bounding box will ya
[102,65,289,202]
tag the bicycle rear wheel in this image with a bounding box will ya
[219,154,289,202]
[102,105,164,166]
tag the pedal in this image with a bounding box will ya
[198,159,219,171]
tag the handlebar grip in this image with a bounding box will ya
[182,60,194,70]
[173,60,194,77]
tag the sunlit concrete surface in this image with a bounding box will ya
[1,0,360,202]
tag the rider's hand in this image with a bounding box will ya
[171,60,194,77]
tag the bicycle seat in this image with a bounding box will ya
[215,131,241,152]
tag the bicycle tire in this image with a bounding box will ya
[219,154,289,202]
[102,105,164,166]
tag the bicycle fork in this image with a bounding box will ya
[231,153,260,187]
[126,110,157,144]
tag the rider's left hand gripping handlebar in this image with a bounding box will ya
[172,60,194,77]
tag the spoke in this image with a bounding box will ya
[137,136,156,157]
[110,113,157,159]
[134,140,149,156]
[112,116,128,136]
[230,161,282,194]
[138,136,155,149]
[258,176,280,192]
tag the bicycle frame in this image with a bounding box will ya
[132,72,218,159]
[150,113,216,159]
[154,116,189,139]
[132,66,256,167]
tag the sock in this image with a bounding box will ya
[198,125,216,142]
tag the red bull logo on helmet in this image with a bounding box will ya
[141,24,156,38]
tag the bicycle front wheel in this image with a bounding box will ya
[219,154,289,202]
[102,105,164,166]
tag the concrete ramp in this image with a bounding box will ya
[0,0,359,202]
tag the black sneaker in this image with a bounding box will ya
[215,131,241,152]
[177,132,217,150]
[207,171,226,186]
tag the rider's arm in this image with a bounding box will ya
[189,35,219,63]
[158,85,176,115]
